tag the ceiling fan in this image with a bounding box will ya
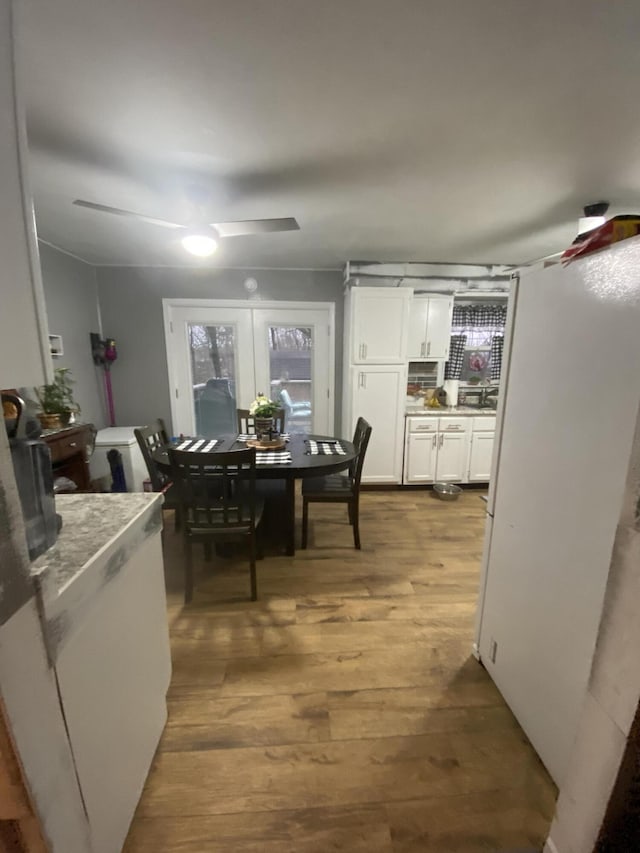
[72,199,300,257]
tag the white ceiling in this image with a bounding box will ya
[19,0,640,268]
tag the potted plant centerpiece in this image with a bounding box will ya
[249,393,280,436]
[36,367,81,430]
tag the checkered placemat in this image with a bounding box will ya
[255,451,292,465]
[175,438,218,452]
[305,440,346,456]
[237,433,290,442]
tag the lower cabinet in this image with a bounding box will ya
[468,432,495,482]
[349,366,406,483]
[402,415,496,484]
[435,431,469,481]
[405,432,438,483]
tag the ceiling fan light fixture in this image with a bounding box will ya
[181,231,218,257]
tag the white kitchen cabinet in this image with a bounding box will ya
[435,430,470,481]
[407,296,453,360]
[350,365,406,483]
[468,432,495,482]
[405,432,438,483]
[349,288,411,364]
[0,4,52,387]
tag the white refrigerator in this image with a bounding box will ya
[474,236,640,785]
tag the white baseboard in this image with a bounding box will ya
[543,837,560,853]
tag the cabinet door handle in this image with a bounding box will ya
[427,341,431,357]
[358,343,363,359]
[69,442,77,447]
[420,341,425,357]
[363,373,367,389]
[432,434,437,449]
[439,433,444,448]
[363,343,367,359]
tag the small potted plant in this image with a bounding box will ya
[36,367,81,430]
[249,392,280,434]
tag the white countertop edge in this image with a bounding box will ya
[405,406,497,416]
[32,494,164,661]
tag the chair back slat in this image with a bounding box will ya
[134,420,170,491]
[168,446,257,533]
[351,417,373,486]
[237,408,286,435]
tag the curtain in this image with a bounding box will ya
[489,335,504,382]
[451,304,507,330]
[445,335,467,380]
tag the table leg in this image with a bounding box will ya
[286,478,296,556]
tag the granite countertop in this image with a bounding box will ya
[32,493,163,660]
[405,405,498,417]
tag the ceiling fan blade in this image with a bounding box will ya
[73,199,184,229]
[212,217,300,237]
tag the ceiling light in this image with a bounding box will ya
[181,231,218,257]
[577,201,609,235]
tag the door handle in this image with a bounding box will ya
[439,433,444,448]
[432,434,437,449]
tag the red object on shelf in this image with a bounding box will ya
[562,216,640,264]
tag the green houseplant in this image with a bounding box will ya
[36,367,81,429]
[249,393,280,434]
[249,393,280,418]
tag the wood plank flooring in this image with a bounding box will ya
[124,488,556,852]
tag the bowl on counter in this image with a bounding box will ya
[433,482,462,501]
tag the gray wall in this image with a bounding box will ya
[95,267,344,431]
[39,244,106,428]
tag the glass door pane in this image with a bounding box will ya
[167,306,254,437]
[253,307,332,435]
[267,326,313,434]
[189,324,237,437]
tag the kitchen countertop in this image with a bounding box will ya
[32,493,163,660]
[405,405,497,416]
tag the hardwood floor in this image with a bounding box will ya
[124,488,556,852]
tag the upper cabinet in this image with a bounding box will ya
[0,2,52,388]
[407,296,453,360]
[348,288,411,364]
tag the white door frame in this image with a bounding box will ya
[163,298,336,435]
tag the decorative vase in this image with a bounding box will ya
[255,416,274,437]
[38,412,62,430]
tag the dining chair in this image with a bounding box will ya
[168,446,264,603]
[134,420,181,531]
[237,408,286,435]
[301,417,372,550]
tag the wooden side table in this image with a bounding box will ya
[43,424,93,492]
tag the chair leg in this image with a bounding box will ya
[249,532,258,601]
[352,499,361,550]
[184,536,194,604]
[301,497,309,549]
[347,502,354,525]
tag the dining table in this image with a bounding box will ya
[152,433,356,555]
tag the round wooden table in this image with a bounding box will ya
[153,434,356,555]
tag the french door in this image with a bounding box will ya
[164,300,334,437]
